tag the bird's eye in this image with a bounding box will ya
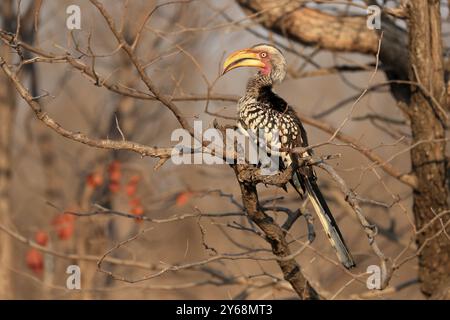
[260,52,267,58]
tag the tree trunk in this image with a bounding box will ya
[0,0,17,299]
[0,39,16,300]
[407,0,450,297]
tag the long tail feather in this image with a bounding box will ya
[294,174,356,269]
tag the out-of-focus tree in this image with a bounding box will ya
[0,0,16,299]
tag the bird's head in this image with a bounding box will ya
[222,43,287,84]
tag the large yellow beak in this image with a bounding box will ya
[222,49,265,75]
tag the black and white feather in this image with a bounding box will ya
[235,44,355,269]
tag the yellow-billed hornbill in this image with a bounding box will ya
[222,44,355,269]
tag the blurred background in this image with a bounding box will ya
[1,0,447,299]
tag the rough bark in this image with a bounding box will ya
[407,0,450,297]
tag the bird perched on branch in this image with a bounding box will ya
[222,43,355,269]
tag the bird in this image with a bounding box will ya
[222,43,356,269]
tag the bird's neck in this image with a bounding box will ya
[245,73,273,97]
[243,73,288,114]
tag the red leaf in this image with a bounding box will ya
[125,175,141,196]
[108,161,121,173]
[176,192,192,207]
[57,224,74,240]
[128,175,140,185]
[126,184,137,197]
[109,181,120,194]
[131,206,144,216]
[129,197,141,208]
[108,161,121,182]
[52,213,75,240]
[26,249,43,274]
[86,173,103,188]
[35,231,49,246]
